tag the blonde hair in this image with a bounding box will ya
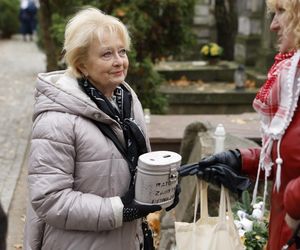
[63,7,131,78]
[266,0,300,49]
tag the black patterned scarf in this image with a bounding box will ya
[78,78,148,175]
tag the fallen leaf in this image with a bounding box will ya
[13,243,22,249]
[21,214,26,222]
[245,80,256,89]
[231,118,246,124]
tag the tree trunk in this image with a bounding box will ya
[214,0,238,60]
[39,0,58,71]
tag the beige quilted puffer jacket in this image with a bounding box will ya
[24,70,150,250]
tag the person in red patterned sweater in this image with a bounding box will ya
[179,0,300,249]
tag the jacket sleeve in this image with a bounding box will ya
[284,177,300,220]
[28,112,123,232]
[239,147,261,178]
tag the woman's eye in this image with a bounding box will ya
[102,51,112,58]
[119,49,127,57]
[277,7,285,13]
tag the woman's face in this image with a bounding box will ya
[270,0,296,53]
[79,32,129,97]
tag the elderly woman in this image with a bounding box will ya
[179,0,300,249]
[23,7,170,250]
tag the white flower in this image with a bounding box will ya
[239,229,246,237]
[252,208,264,220]
[234,220,243,229]
[240,217,253,232]
[253,201,263,210]
[237,210,247,220]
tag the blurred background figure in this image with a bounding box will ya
[19,0,39,41]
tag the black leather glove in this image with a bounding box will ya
[121,186,161,222]
[165,184,181,211]
[178,150,251,194]
[179,149,242,176]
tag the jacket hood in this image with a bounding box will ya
[34,70,124,125]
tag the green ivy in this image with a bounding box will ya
[244,221,268,250]
[127,57,167,113]
[50,13,65,48]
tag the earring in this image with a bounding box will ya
[83,74,89,87]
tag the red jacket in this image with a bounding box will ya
[240,103,300,250]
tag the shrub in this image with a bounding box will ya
[0,0,19,38]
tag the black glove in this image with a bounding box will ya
[121,186,161,222]
[165,184,181,211]
[178,150,251,194]
[179,149,242,176]
[200,163,250,194]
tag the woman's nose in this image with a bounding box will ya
[113,53,122,65]
[270,15,279,32]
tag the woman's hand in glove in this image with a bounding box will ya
[121,186,161,222]
[179,149,242,176]
[198,163,251,194]
[178,150,251,194]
